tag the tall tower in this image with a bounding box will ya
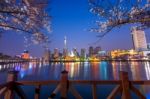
[64,36,67,49]
[131,27,147,51]
[63,36,68,57]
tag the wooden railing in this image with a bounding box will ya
[0,70,150,99]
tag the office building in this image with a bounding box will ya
[43,49,51,62]
[94,46,101,55]
[147,43,150,50]
[53,48,59,59]
[80,48,86,58]
[131,27,147,51]
[63,48,68,57]
[73,48,79,57]
[89,46,94,57]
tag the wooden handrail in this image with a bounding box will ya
[70,80,121,84]
[0,71,150,99]
[131,80,150,85]
[0,83,10,90]
[16,80,59,86]
[16,80,150,86]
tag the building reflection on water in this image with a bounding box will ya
[111,61,119,80]
[0,61,150,81]
[144,62,150,80]
[0,61,150,98]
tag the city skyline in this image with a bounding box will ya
[0,0,150,57]
[0,1,150,99]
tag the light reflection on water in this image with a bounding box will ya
[0,61,150,81]
[0,61,150,98]
[145,62,150,80]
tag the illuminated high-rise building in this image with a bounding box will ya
[89,46,94,57]
[63,48,68,57]
[43,49,51,62]
[73,48,79,57]
[63,36,68,57]
[94,46,101,55]
[131,27,147,51]
[64,36,67,49]
[147,43,150,50]
[53,48,59,59]
[81,48,86,58]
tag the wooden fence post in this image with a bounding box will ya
[119,71,131,99]
[5,70,19,99]
[92,84,97,99]
[35,85,41,99]
[60,70,68,99]
[7,71,18,82]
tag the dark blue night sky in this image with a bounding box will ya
[0,0,149,57]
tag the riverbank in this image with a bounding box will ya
[49,59,150,62]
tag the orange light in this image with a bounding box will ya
[21,53,30,59]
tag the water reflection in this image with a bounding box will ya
[130,61,140,80]
[83,62,90,80]
[0,61,150,81]
[64,62,82,80]
[99,61,108,80]
[111,61,119,80]
[145,62,150,80]
[0,61,150,98]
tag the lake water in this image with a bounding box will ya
[0,61,150,99]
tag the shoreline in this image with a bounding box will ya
[49,59,150,62]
